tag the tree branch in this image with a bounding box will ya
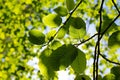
[94,0,104,80]
[112,0,120,13]
[74,33,98,47]
[99,53,120,65]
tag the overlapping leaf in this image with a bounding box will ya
[71,49,86,74]
[42,14,62,28]
[108,31,120,48]
[67,17,86,39]
[39,44,78,78]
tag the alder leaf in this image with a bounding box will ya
[71,49,86,74]
[69,17,86,39]
[111,66,120,79]
[28,29,45,45]
[42,14,62,28]
[54,6,68,16]
[66,0,75,11]
[108,31,120,48]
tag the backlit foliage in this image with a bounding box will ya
[0,0,120,80]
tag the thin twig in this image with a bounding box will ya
[74,33,98,47]
[100,53,120,65]
[112,0,120,13]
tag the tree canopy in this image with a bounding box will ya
[0,0,120,80]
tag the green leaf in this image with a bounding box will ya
[111,66,120,79]
[75,74,91,80]
[39,44,78,72]
[102,73,116,80]
[71,49,86,74]
[69,17,86,39]
[56,28,66,39]
[42,14,62,28]
[108,31,120,48]
[50,40,62,50]
[39,48,55,79]
[66,0,75,11]
[54,6,68,16]
[46,30,56,41]
[28,29,45,45]
[59,44,78,70]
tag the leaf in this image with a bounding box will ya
[110,66,120,79]
[42,14,62,28]
[66,0,75,11]
[102,73,116,80]
[28,29,45,45]
[108,31,120,48]
[69,17,86,39]
[59,44,78,70]
[39,48,55,79]
[56,28,66,39]
[46,30,56,41]
[71,49,86,74]
[39,44,78,72]
[50,40,62,50]
[54,6,68,16]
[75,74,91,80]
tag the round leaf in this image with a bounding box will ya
[42,14,62,28]
[66,0,75,11]
[54,6,68,16]
[28,29,45,45]
[108,31,120,48]
[71,49,86,74]
[111,66,120,78]
[69,17,86,39]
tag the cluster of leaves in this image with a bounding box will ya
[0,0,120,80]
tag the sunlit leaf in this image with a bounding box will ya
[66,0,75,11]
[54,6,68,16]
[46,30,56,40]
[39,48,55,79]
[42,14,62,28]
[71,49,86,74]
[28,29,45,45]
[50,40,62,50]
[56,28,66,39]
[69,17,86,39]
